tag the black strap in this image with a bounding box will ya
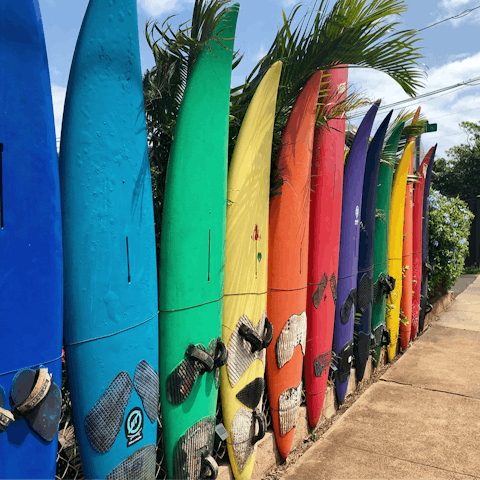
[186,344,215,373]
[381,275,396,297]
[251,408,266,445]
[425,303,433,315]
[239,318,273,353]
[423,261,433,277]
[213,341,228,368]
[201,453,218,479]
[263,318,273,349]
[381,329,391,347]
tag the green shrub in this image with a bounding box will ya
[428,189,473,297]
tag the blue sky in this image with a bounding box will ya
[38,0,480,159]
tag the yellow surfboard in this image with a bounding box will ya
[386,141,415,361]
[221,62,282,479]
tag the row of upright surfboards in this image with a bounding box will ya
[0,1,437,479]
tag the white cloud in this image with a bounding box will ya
[439,0,472,9]
[139,0,182,16]
[51,84,66,142]
[433,0,480,28]
[254,44,266,62]
[347,51,480,159]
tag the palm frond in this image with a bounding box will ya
[229,0,425,192]
[379,108,427,165]
[143,0,239,249]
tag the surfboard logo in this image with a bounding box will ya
[252,224,262,276]
[251,224,261,241]
[125,407,143,447]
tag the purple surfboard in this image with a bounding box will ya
[333,101,380,404]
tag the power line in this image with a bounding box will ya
[417,4,480,32]
[433,106,480,120]
[348,74,480,119]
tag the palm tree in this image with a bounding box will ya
[143,0,425,247]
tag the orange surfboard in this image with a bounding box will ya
[266,71,323,459]
[400,107,420,350]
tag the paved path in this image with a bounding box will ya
[282,275,480,480]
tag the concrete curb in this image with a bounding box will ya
[217,290,455,480]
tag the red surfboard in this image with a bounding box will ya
[267,71,323,459]
[400,107,420,350]
[304,68,347,428]
[411,146,436,340]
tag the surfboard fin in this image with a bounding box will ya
[9,367,61,442]
[236,377,264,410]
[0,385,14,434]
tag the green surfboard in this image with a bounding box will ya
[371,122,405,366]
[158,5,239,479]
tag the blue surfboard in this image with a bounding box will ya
[354,110,392,381]
[0,1,63,478]
[59,0,159,478]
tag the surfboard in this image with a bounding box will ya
[399,109,420,351]
[334,101,379,404]
[354,110,392,382]
[266,71,323,459]
[305,68,348,428]
[221,62,282,480]
[59,0,159,478]
[371,122,405,366]
[386,142,415,361]
[411,146,437,340]
[418,149,436,334]
[0,1,63,477]
[399,165,414,350]
[158,6,239,479]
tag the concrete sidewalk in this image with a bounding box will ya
[281,275,480,480]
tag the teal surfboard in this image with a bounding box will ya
[59,0,158,478]
[159,5,239,479]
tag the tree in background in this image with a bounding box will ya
[428,191,473,296]
[433,121,480,213]
[144,0,425,250]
